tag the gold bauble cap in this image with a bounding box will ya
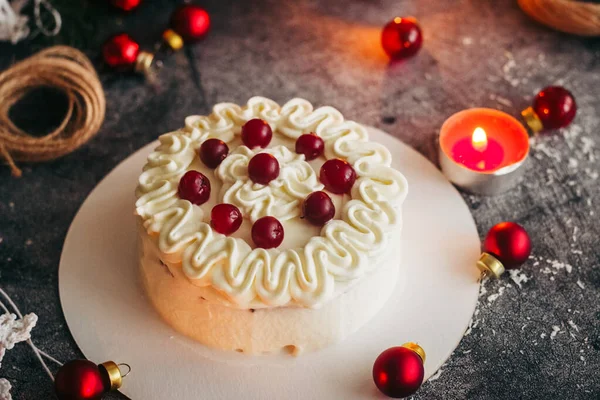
[477,252,505,279]
[521,106,544,134]
[401,342,426,364]
[163,29,184,51]
[134,51,155,75]
[99,361,123,391]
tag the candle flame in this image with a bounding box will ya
[472,127,488,151]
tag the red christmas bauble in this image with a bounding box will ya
[381,17,423,60]
[102,33,140,69]
[320,159,356,194]
[483,222,531,269]
[54,360,107,400]
[178,170,211,205]
[170,4,211,42]
[110,0,142,11]
[248,153,280,184]
[533,86,577,130]
[252,216,284,249]
[373,347,424,398]
[211,203,243,236]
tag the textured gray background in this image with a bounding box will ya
[1,0,599,399]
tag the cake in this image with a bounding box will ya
[135,97,408,355]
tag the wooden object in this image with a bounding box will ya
[518,0,600,36]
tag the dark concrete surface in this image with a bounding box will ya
[0,1,599,399]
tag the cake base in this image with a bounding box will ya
[139,227,401,355]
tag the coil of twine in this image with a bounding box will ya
[0,46,105,177]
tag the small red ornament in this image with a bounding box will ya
[252,216,284,249]
[200,138,229,168]
[102,33,154,74]
[302,191,335,226]
[248,153,280,184]
[477,221,531,278]
[381,17,423,60]
[373,343,425,398]
[54,360,127,400]
[109,0,142,12]
[163,4,210,50]
[242,119,273,149]
[522,86,577,133]
[178,170,211,205]
[295,133,325,161]
[320,159,356,194]
[211,203,243,235]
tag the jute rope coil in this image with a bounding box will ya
[0,46,105,177]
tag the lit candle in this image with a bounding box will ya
[439,108,530,195]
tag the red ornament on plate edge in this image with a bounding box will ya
[373,343,425,398]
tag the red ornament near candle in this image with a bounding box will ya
[521,86,577,133]
[163,4,211,51]
[381,17,423,60]
[109,0,142,12]
[102,33,154,74]
[477,221,532,278]
[54,360,128,400]
[373,343,425,398]
[439,108,530,195]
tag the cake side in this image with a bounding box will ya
[139,222,402,355]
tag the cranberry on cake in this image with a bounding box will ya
[135,97,408,355]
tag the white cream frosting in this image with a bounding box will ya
[135,97,408,309]
[216,145,323,222]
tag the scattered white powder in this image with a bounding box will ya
[568,158,578,169]
[576,280,585,289]
[550,325,561,339]
[572,227,578,243]
[509,269,530,288]
[463,350,472,354]
[568,320,580,333]
[495,96,513,107]
[572,250,583,255]
[487,286,506,303]
[429,369,444,382]
[540,333,547,339]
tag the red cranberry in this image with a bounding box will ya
[533,86,577,130]
[211,203,243,235]
[302,191,335,226]
[178,170,211,205]
[241,119,272,149]
[200,138,229,168]
[251,216,284,249]
[295,133,325,161]
[381,17,423,60]
[320,159,356,194]
[248,153,280,184]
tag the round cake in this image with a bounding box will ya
[135,97,408,355]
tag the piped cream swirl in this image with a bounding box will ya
[135,97,407,308]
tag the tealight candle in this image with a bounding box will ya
[439,108,529,195]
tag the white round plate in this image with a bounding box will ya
[59,128,480,400]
